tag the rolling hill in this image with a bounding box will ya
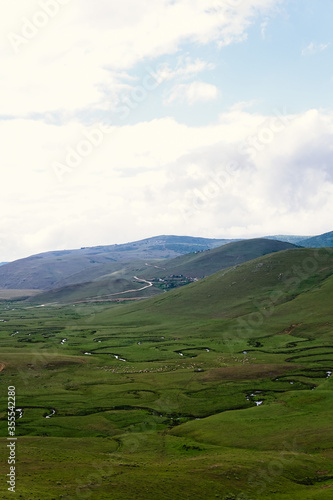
[264,234,309,244]
[264,230,333,247]
[28,238,298,304]
[138,237,299,279]
[76,245,333,498]
[1,245,333,498]
[297,230,333,248]
[0,235,235,291]
[92,246,333,326]
[1,231,331,304]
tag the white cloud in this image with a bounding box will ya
[155,57,215,82]
[260,18,269,39]
[1,108,333,260]
[2,0,331,261]
[302,42,330,56]
[165,81,218,105]
[0,0,282,118]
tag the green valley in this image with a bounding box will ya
[0,245,332,499]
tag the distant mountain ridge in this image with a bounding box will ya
[266,231,333,247]
[296,230,333,248]
[138,238,298,279]
[0,235,237,290]
[264,235,309,244]
[28,238,298,304]
[0,231,331,296]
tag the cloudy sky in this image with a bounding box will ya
[1,0,333,261]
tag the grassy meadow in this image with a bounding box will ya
[0,247,333,498]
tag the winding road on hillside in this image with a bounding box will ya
[68,276,155,304]
[26,276,156,307]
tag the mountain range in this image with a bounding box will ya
[0,231,331,304]
[1,232,333,498]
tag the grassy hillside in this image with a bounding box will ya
[28,274,161,304]
[0,235,233,290]
[139,238,298,279]
[0,289,42,300]
[265,234,309,244]
[0,246,332,499]
[93,246,333,325]
[28,238,297,305]
[298,230,333,248]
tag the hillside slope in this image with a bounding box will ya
[139,238,298,279]
[265,234,309,244]
[28,238,298,304]
[1,246,333,499]
[0,235,233,290]
[93,246,333,327]
[298,230,333,248]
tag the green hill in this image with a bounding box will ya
[139,237,298,279]
[265,234,309,244]
[28,274,161,304]
[94,246,333,326]
[0,235,233,290]
[28,238,297,304]
[297,230,333,248]
[0,246,333,498]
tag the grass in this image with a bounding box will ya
[26,238,298,305]
[0,247,332,498]
[0,235,231,292]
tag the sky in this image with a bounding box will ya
[1,0,333,261]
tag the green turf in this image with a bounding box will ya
[0,247,333,498]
